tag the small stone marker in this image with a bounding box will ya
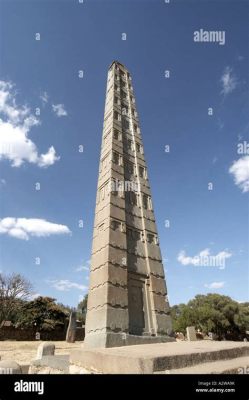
[36,342,55,359]
[66,311,77,343]
[186,326,197,341]
[35,332,40,340]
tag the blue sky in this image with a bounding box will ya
[0,0,248,307]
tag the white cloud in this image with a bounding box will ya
[50,279,87,292]
[30,292,41,300]
[204,281,225,289]
[0,217,71,240]
[0,179,6,186]
[38,146,59,167]
[75,265,89,272]
[0,80,60,167]
[177,248,232,267]
[52,103,67,117]
[40,91,49,105]
[220,66,237,96]
[229,156,249,193]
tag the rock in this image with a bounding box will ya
[36,342,55,359]
[66,311,77,343]
[186,326,197,341]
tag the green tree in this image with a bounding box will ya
[0,273,33,325]
[170,294,249,340]
[17,296,68,331]
[77,294,88,324]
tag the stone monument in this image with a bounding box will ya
[66,311,77,343]
[186,326,197,341]
[84,61,173,348]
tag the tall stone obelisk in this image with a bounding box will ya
[84,61,173,348]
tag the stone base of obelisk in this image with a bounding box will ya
[69,341,249,374]
[83,332,175,349]
[28,341,249,374]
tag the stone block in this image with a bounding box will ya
[89,264,127,289]
[151,293,169,313]
[154,313,173,335]
[148,260,165,277]
[88,284,128,309]
[36,342,55,359]
[150,275,167,295]
[186,326,197,341]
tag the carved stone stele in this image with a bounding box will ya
[84,61,174,348]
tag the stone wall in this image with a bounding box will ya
[0,326,85,341]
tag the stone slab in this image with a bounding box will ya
[30,355,69,374]
[70,341,249,374]
[84,332,175,348]
[186,326,197,341]
[156,355,249,374]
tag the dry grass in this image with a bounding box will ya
[0,341,83,366]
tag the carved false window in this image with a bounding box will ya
[122,118,130,130]
[122,106,128,115]
[113,129,119,140]
[139,166,145,178]
[127,228,141,242]
[133,230,141,241]
[124,160,134,175]
[121,90,127,99]
[114,110,119,120]
[130,191,137,206]
[125,139,132,150]
[113,151,120,165]
[111,219,124,232]
[111,220,121,231]
[142,194,148,209]
[147,233,154,244]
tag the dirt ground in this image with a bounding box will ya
[0,341,83,366]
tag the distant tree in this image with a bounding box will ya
[171,294,249,340]
[234,303,249,335]
[0,273,33,325]
[77,294,88,324]
[17,296,68,331]
[57,302,73,315]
